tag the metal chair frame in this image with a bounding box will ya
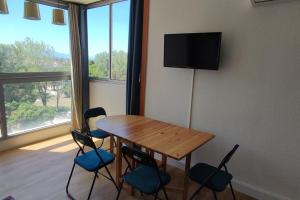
[189,144,239,200]
[116,146,169,200]
[84,107,112,148]
[66,130,119,200]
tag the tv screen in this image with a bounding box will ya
[164,32,222,70]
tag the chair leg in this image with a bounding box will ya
[66,162,76,199]
[189,185,205,200]
[212,191,218,200]
[154,191,159,200]
[104,165,119,191]
[116,180,124,200]
[87,172,98,200]
[162,187,169,200]
[229,181,236,200]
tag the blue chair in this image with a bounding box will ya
[84,107,111,148]
[66,130,119,200]
[116,146,171,200]
[189,144,239,200]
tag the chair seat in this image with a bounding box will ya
[75,148,115,172]
[189,163,233,192]
[123,165,171,194]
[89,129,110,139]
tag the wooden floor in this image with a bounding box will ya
[0,135,256,200]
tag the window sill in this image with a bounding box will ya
[0,121,71,141]
[89,78,126,85]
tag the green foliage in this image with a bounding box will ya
[89,52,109,78]
[4,83,38,103]
[0,44,16,72]
[7,102,56,126]
[111,50,128,81]
[89,50,128,80]
[57,106,70,113]
[0,38,72,130]
[0,37,71,73]
[62,81,71,98]
[5,101,19,116]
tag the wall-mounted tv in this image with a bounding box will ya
[164,32,222,70]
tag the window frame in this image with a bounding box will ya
[87,0,129,82]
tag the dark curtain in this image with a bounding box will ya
[126,0,144,115]
[79,6,89,130]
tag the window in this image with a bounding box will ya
[88,0,130,81]
[4,80,71,135]
[88,5,110,79]
[0,2,71,138]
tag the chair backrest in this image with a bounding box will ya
[198,144,239,188]
[71,130,96,151]
[121,146,158,169]
[218,144,239,170]
[84,107,107,130]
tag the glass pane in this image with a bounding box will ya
[112,1,130,81]
[0,2,71,73]
[4,81,71,135]
[88,6,110,79]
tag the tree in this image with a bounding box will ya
[37,82,51,106]
[8,103,56,128]
[0,44,18,72]
[89,50,128,80]
[1,38,72,130]
[4,83,38,103]
[12,37,56,72]
[111,50,128,80]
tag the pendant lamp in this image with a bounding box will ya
[0,0,9,14]
[24,1,41,20]
[52,8,65,25]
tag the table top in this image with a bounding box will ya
[96,115,215,160]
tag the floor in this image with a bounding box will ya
[0,135,256,200]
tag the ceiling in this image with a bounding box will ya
[64,0,100,5]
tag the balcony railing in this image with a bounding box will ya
[0,72,71,139]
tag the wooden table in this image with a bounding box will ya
[96,115,215,200]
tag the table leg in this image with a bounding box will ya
[115,137,122,187]
[129,143,136,196]
[150,150,154,158]
[183,153,191,200]
[110,135,114,154]
[162,154,167,172]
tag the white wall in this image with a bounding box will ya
[145,0,300,199]
[89,81,126,114]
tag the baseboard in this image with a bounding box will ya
[232,179,290,200]
[166,158,290,200]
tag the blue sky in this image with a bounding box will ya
[0,0,130,56]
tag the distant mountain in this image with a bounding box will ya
[54,52,71,59]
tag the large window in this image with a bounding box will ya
[0,2,71,138]
[88,0,130,81]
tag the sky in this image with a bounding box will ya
[0,0,130,56]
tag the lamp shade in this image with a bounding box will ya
[0,0,8,14]
[24,1,41,20]
[52,9,65,25]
